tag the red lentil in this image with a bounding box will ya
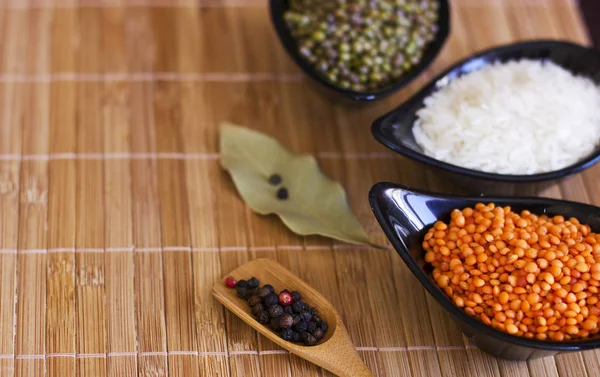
[424,204,600,341]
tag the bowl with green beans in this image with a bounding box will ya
[269,0,450,102]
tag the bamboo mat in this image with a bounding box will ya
[0,0,597,376]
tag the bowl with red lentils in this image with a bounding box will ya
[369,182,600,360]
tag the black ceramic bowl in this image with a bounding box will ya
[268,0,450,102]
[371,40,600,194]
[369,182,600,360]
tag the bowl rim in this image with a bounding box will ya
[369,181,600,352]
[371,39,600,182]
[268,0,451,101]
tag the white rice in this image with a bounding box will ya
[411,59,600,175]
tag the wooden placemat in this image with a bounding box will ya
[0,0,597,376]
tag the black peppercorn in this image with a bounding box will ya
[294,321,308,333]
[313,328,324,340]
[283,305,294,315]
[252,303,264,316]
[264,293,279,308]
[247,277,259,289]
[256,311,270,324]
[292,314,302,326]
[258,285,275,298]
[304,334,317,346]
[276,187,289,200]
[280,314,294,328]
[268,174,282,186]
[320,321,328,332]
[248,288,259,297]
[269,317,281,331]
[292,301,305,313]
[237,280,249,289]
[300,311,313,322]
[313,315,322,323]
[280,328,294,341]
[307,321,317,334]
[300,331,310,342]
[236,287,249,299]
[292,331,301,343]
[291,291,302,302]
[248,295,262,306]
[268,305,284,318]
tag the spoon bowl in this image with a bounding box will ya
[369,182,600,360]
[213,258,375,377]
[371,39,600,195]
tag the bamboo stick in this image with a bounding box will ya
[0,6,26,377]
[12,24,51,375]
[46,7,78,377]
[102,5,138,376]
[74,8,107,377]
[126,7,168,376]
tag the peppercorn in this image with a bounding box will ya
[268,305,285,318]
[269,317,281,331]
[256,311,270,324]
[280,314,294,329]
[291,291,302,302]
[300,311,313,322]
[277,187,289,200]
[258,285,275,298]
[279,292,293,306]
[280,328,295,341]
[225,276,237,288]
[292,301,305,313]
[268,174,282,186]
[264,293,279,308]
[230,277,328,346]
[247,277,260,289]
[236,287,249,299]
[292,314,302,326]
[300,331,310,342]
[313,328,324,340]
[294,321,308,333]
[284,0,440,92]
[252,303,264,316]
[305,334,318,346]
[248,295,262,307]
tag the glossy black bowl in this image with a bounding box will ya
[371,40,600,194]
[268,0,450,102]
[369,182,600,360]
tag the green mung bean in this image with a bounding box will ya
[284,0,440,92]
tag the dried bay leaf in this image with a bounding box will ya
[219,122,381,248]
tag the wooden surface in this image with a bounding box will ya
[0,1,597,377]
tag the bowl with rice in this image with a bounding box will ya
[371,40,600,195]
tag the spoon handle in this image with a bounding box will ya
[314,326,376,377]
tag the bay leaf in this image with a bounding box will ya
[219,122,381,248]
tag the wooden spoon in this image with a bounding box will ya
[213,258,375,377]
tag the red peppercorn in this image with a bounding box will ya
[225,276,237,288]
[279,292,293,306]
